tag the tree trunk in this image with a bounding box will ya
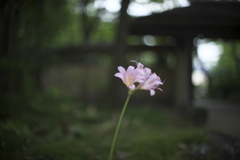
[0,0,20,95]
[108,0,132,106]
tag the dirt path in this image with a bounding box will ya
[194,99,240,139]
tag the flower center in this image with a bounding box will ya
[126,80,131,86]
[126,78,133,86]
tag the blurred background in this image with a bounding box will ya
[1,0,240,159]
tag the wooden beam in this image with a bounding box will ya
[128,45,175,52]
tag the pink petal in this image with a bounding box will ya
[128,84,135,91]
[150,90,155,96]
[118,66,126,75]
[143,68,151,79]
[144,74,156,86]
[114,73,124,80]
[137,79,145,83]
[126,66,135,73]
[131,60,144,69]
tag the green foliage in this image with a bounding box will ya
[0,120,32,160]
[1,93,214,160]
[210,41,240,100]
[17,0,82,51]
[91,21,116,43]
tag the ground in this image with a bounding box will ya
[0,93,240,160]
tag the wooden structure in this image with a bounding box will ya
[129,1,240,107]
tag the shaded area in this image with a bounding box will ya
[130,1,240,39]
[1,98,238,160]
[194,99,240,139]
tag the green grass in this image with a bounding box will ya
[0,92,215,160]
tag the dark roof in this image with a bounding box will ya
[129,1,240,39]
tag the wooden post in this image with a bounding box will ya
[174,36,193,108]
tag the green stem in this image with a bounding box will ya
[108,93,132,160]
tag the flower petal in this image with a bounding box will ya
[128,84,135,91]
[150,90,155,96]
[114,73,124,80]
[126,66,135,73]
[131,60,144,69]
[118,66,126,75]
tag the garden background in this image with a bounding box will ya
[1,0,240,159]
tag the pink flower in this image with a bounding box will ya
[115,60,163,96]
[114,66,144,91]
[139,72,163,96]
